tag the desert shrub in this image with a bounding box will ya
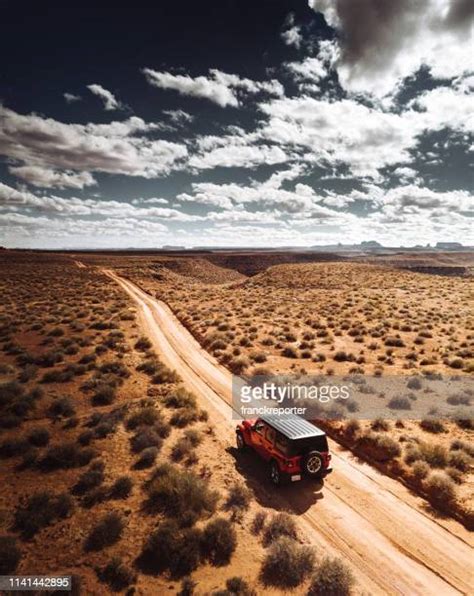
[145,464,218,526]
[110,476,133,499]
[308,556,354,596]
[135,336,152,351]
[453,409,473,430]
[14,491,74,539]
[225,483,252,512]
[411,460,430,481]
[446,466,463,484]
[260,537,314,588]
[92,384,116,406]
[82,486,109,509]
[98,557,135,592]
[136,358,160,375]
[424,472,456,506]
[345,419,361,437]
[388,396,411,410]
[420,418,445,433]
[47,396,75,419]
[41,368,75,383]
[48,326,64,337]
[223,577,255,596]
[407,377,422,390]
[450,439,474,457]
[127,406,159,430]
[333,351,350,362]
[0,413,22,429]
[357,432,401,461]
[371,418,390,431]
[151,366,180,384]
[404,444,422,465]
[139,520,202,577]
[0,381,23,407]
[172,436,195,462]
[0,535,21,574]
[251,511,267,535]
[130,426,163,454]
[448,450,472,472]
[78,430,94,446]
[0,438,31,459]
[18,364,38,383]
[170,408,199,428]
[282,347,298,358]
[179,577,197,596]
[79,352,97,365]
[384,337,405,347]
[37,350,64,367]
[164,388,197,409]
[39,442,95,471]
[211,339,228,351]
[447,393,471,406]
[135,446,159,469]
[201,517,237,565]
[228,357,249,374]
[263,512,297,546]
[418,442,448,468]
[251,352,267,363]
[85,512,124,551]
[98,361,130,378]
[72,462,105,495]
[27,427,50,447]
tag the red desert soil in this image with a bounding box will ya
[104,267,473,596]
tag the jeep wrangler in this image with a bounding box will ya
[236,414,332,486]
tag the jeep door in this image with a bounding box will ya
[250,420,269,459]
[262,425,278,462]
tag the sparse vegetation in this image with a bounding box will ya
[85,512,124,551]
[201,517,237,565]
[145,463,218,526]
[14,491,74,539]
[0,535,21,574]
[307,556,355,596]
[260,537,314,588]
[139,520,202,577]
[263,513,297,546]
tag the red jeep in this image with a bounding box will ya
[236,414,332,486]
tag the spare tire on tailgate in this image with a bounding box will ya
[302,451,323,478]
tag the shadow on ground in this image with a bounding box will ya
[227,446,325,515]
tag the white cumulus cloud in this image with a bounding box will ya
[87,84,123,110]
[143,67,284,107]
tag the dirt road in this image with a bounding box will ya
[104,268,473,595]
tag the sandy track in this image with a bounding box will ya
[104,269,473,595]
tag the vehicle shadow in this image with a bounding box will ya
[227,446,325,515]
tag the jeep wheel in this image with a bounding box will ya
[303,451,323,478]
[236,431,245,451]
[270,460,281,486]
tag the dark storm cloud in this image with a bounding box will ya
[309,0,474,95]
[445,0,474,29]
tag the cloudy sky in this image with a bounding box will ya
[0,0,473,248]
